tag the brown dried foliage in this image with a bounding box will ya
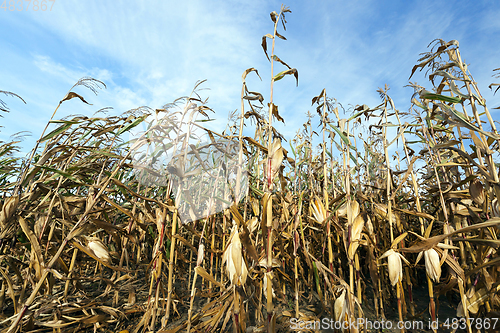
[0,9,500,333]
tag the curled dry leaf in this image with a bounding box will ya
[270,103,285,123]
[59,91,91,105]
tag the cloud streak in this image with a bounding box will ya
[0,0,499,157]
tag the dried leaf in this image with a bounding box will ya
[59,91,91,105]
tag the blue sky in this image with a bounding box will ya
[1,0,499,158]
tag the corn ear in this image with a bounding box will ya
[424,248,441,283]
[87,238,111,265]
[222,224,248,286]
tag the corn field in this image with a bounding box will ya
[1,5,500,333]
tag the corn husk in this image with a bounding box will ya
[0,195,19,228]
[380,249,406,286]
[350,214,364,242]
[311,196,327,224]
[222,224,248,286]
[87,238,111,264]
[388,252,402,286]
[263,271,275,299]
[334,289,347,322]
[365,215,374,237]
[265,138,284,188]
[347,214,365,259]
[492,198,500,218]
[337,202,347,218]
[457,287,488,316]
[469,179,484,205]
[347,200,360,225]
[424,248,441,283]
[373,202,399,224]
[246,216,259,235]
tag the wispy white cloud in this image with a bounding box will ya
[1,0,499,158]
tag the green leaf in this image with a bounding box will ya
[312,261,323,299]
[92,150,123,159]
[249,183,265,197]
[440,103,500,140]
[420,91,462,104]
[40,123,73,142]
[413,100,428,110]
[348,110,366,121]
[49,120,82,125]
[289,141,296,158]
[273,68,299,86]
[38,165,82,184]
[194,119,215,123]
[349,152,358,166]
[328,124,356,150]
[117,115,147,135]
